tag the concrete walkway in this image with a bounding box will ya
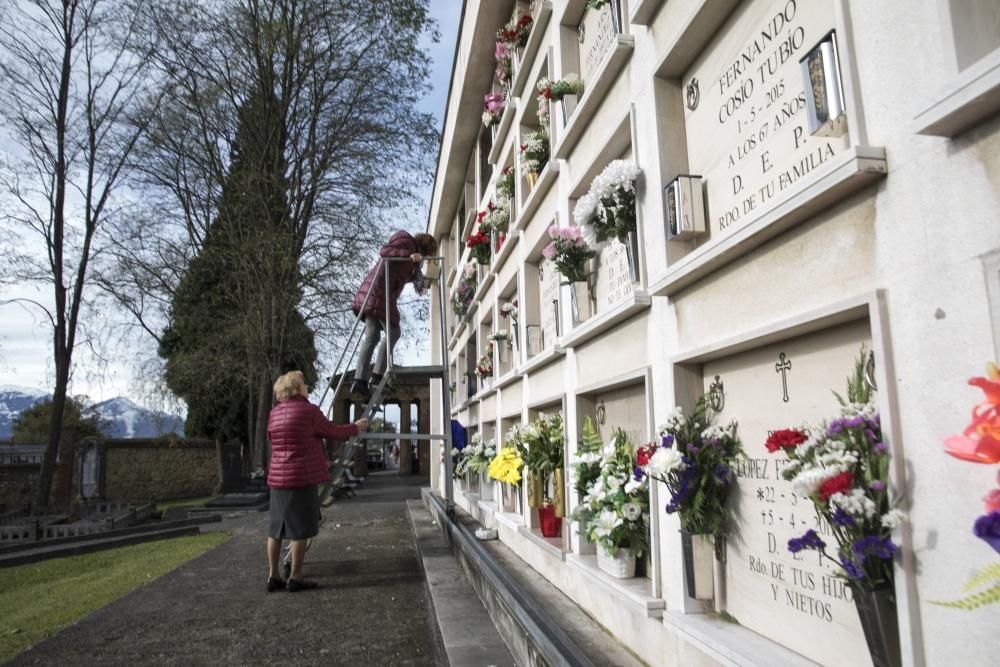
[9,473,452,666]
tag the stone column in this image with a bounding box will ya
[398,400,413,476]
[418,398,431,476]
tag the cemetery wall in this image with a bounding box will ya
[99,439,218,502]
[430,1,1000,665]
[0,465,38,512]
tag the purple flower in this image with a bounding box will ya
[840,558,865,580]
[633,466,645,482]
[852,535,897,562]
[687,444,700,456]
[863,428,877,442]
[661,434,674,449]
[873,441,888,453]
[713,463,730,483]
[973,510,1000,555]
[832,507,855,527]
[869,480,886,492]
[788,529,826,554]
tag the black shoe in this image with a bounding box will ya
[350,380,371,399]
[286,578,319,592]
[266,577,286,593]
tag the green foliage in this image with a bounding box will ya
[12,398,108,444]
[0,533,230,662]
[521,412,564,491]
[593,187,636,246]
[932,562,1000,610]
[573,416,603,497]
[835,344,872,407]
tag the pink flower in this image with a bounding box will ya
[562,226,581,241]
[495,42,509,59]
[542,242,556,259]
[547,223,560,240]
[573,237,587,247]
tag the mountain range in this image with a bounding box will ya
[0,385,184,441]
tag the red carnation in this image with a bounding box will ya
[477,211,487,223]
[765,428,808,453]
[818,472,854,502]
[636,443,655,467]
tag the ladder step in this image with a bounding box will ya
[388,365,446,379]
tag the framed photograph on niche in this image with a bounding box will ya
[800,30,847,137]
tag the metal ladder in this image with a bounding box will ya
[316,254,455,514]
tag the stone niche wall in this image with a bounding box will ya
[99,439,218,501]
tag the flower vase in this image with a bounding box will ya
[569,281,592,324]
[501,483,517,512]
[597,548,636,579]
[479,471,493,501]
[851,583,902,667]
[553,468,566,518]
[490,122,499,144]
[538,504,562,537]
[625,231,640,283]
[526,171,539,189]
[528,472,543,508]
[498,342,510,366]
[559,94,578,128]
[467,469,480,497]
[681,530,715,600]
[495,232,506,253]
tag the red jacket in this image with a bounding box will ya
[352,230,419,325]
[267,395,358,489]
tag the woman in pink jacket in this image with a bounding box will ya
[266,371,368,592]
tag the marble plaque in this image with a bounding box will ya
[684,0,850,238]
[539,258,561,350]
[593,240,635,313]
[701,318,874,666]
[592,383,646,446]
[578,3,616,85]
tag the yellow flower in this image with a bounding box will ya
[489,446,523,485]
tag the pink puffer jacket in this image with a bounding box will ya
[267,395,358,489]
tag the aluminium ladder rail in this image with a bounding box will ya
[318,254,455,515]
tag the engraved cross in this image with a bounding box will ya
[775,352,792,403]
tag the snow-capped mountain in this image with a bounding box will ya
[0,386,184,440]
[0,385,50,440]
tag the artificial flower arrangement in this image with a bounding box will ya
[936,362,1000,610]
[573,160,641,246]
[768,352,904,589]
[638,395,743,552]
[537,74,584,129]
[571,416,604,497]
[478,198,510,240]
[451,445,471,480]
[497,165,516,201]
[488,442,524,486]
[519,129,550,179]
[535,78,552,130]
[482,91,506,128]
[572,426,650,564]
[466,230,491,265]
[475,342,494,378]
[500,299,518,322]
[489,329,508,342]
[542,223,596,283]
[465,434,498,476]
[497,11,533,51]
[450,264,477,317]
[521,412,565,507]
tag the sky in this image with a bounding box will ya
[0,0,463,409]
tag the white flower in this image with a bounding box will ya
[573,452,601,465]
[583,477,605,506]
[593,509,622,539]
[605,475,622,493]
[829,489,877,520]
[622,502,641,521]
[790,466,847,498]
[880,508,907,529]
[600,441,617,461]
[647,447,683,477]
[624,476,643,495]
[701,424,729,441]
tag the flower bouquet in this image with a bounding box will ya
[466,436,497,476]
[572,427,649,577]
[638,395,742,597]
[466,230,491,265]
[571,416,604,498]
[538,74,583,128]
[935,362,1000,610]
[574,160,641,247]
[768,351,903,667]
[519,129,550,187]
[489,440,524,512]
[482,91,506,129]
[495,42,512,91]
[522,412,565,534]
[475,343,494,380]
[497,11,533,51]
[542,223,596,322]
[450,264,477,317]
[497,165,516,202]
[478,198,510,251]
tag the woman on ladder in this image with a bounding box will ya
[350,230,439,399]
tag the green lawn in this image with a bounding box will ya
[0,532,231,662]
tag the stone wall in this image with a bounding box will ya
[98,439,219,502]
[0,465,38,512]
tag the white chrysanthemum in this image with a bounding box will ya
[624,477,643,495]
[701,425,729,441]
[593,509,622,539]
[622,502,641,521]
[605,475,622,493]
[880,508,907,529]
[829,489,877,520]
[647,447,684,478]
[790,466,846,498]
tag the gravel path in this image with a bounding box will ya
[8,473,447,666]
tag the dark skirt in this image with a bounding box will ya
[269,485,320,540]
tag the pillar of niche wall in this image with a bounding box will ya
[399,400,413,476]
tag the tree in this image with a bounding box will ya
[12,397,108,444]
[0,1,162,507]
[95,0,438,466]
